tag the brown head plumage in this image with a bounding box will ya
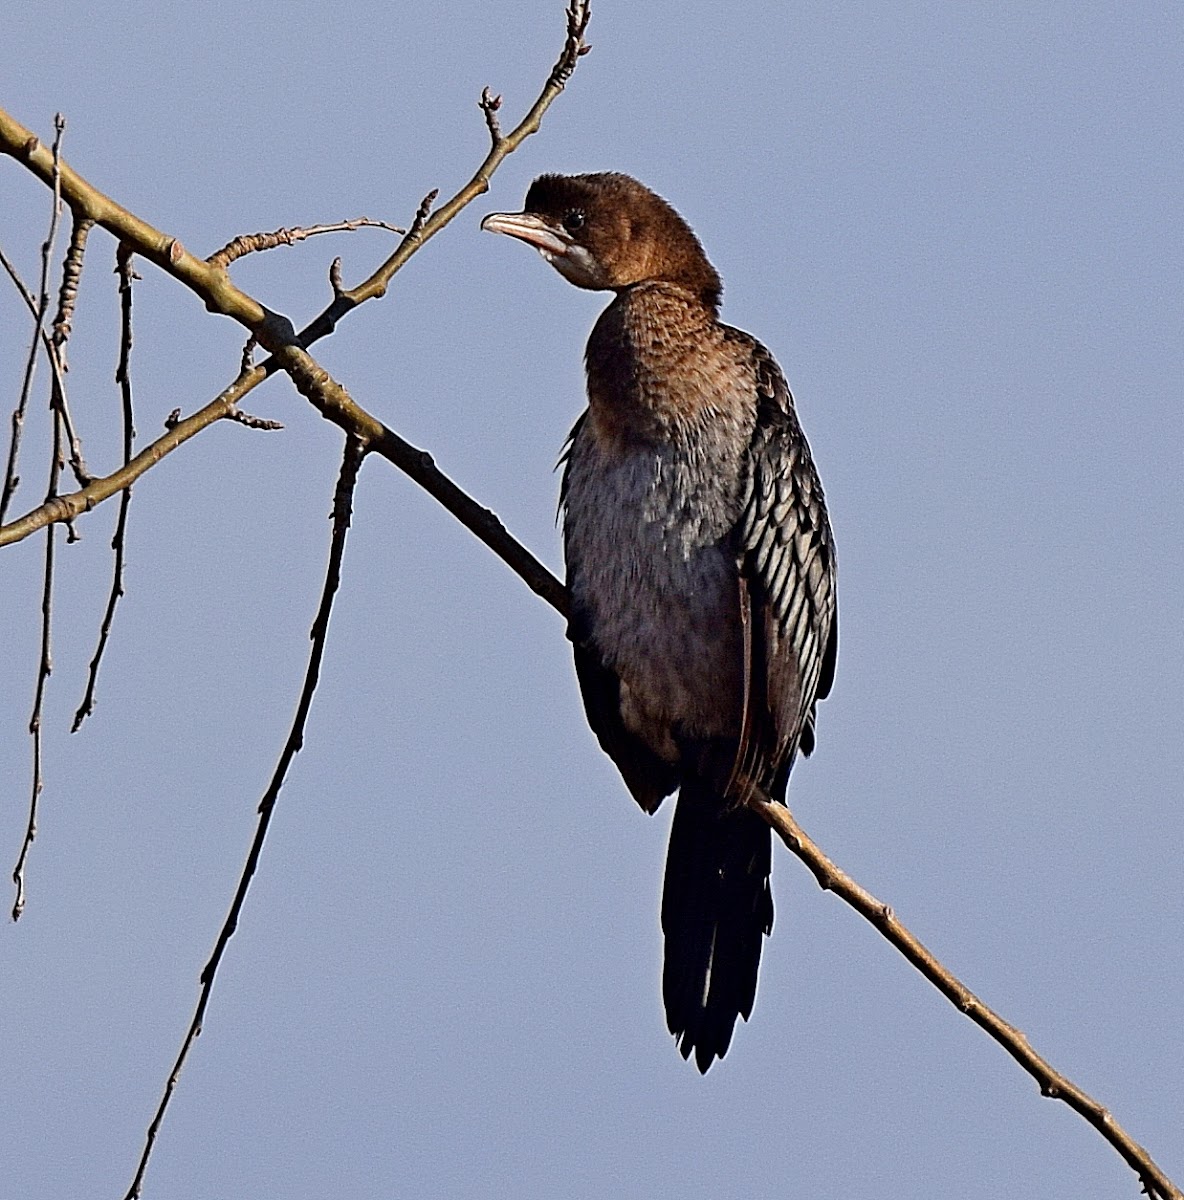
[481,172,722,309]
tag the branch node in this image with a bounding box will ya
[164,408,181,430]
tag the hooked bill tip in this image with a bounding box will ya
[480,211,571,257]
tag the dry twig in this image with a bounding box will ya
[123,436,366,1200]
[752,800,1180,1200]
[47,212,95,488]
[0,0,593,546]
[11,115,67,920]
[0,115,65,523]
[72,245,138,732]
[206,217,404,270]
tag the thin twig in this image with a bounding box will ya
[48,212,95,487]
[0,372,255,548]
[11,116,67,919]
[13,408,63,921]
[206,217,404,271]
[72,245,138,732]
[0,115,66,523]
[0,246,39,517]
[0,363,567,612]
[2,216,95,499]
[124,435,367,1200]
[0,1,594,538]
[751,799,1182,1200]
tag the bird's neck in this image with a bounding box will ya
[584,284,743,454]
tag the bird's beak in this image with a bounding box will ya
[480,211,573,257]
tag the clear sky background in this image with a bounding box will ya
[2,3,1180,1197]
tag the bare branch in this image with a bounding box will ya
[750,799,1182,1200]
[124,435,367,1200]
[2,222,97,497]
[42,213,96,491]
[205,217,404,271]
[0,371,254,547]
[11,117,68,919]
[72,246,138,732]
[0,1,594,539]
[0,115,65,523]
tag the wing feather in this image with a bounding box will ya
[728,337,838,802]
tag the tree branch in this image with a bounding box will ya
[751,801,1181,1199]
[11,116,68,920]
[72,245,139,732]
[205,217,403,271]
[0,115,65,523]
[0,0,592,591]
[123,435,367,1200]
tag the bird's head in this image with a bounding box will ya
[481,172,722,308]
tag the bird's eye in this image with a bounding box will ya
[562,210,586,233]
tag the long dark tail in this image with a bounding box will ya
[661,771,773,1072]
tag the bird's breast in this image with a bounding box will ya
[563,425,747,755]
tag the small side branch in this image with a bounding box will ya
[206,218,404,271]
[750,799,1182,1200]
[0,115,65,523]
[0,2,594,540]
[11,116,67,919]
[13,404,63,920]
[124,435,367,1200]
[0,370,256,548]
[72,246,138,732]
[47,212,95,488]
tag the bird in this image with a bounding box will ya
[481,173,837,1072]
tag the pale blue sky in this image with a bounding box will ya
[2,3,1181,1197]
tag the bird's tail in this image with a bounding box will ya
[661,769,773,1072]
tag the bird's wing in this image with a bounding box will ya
[729,340,837,803]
